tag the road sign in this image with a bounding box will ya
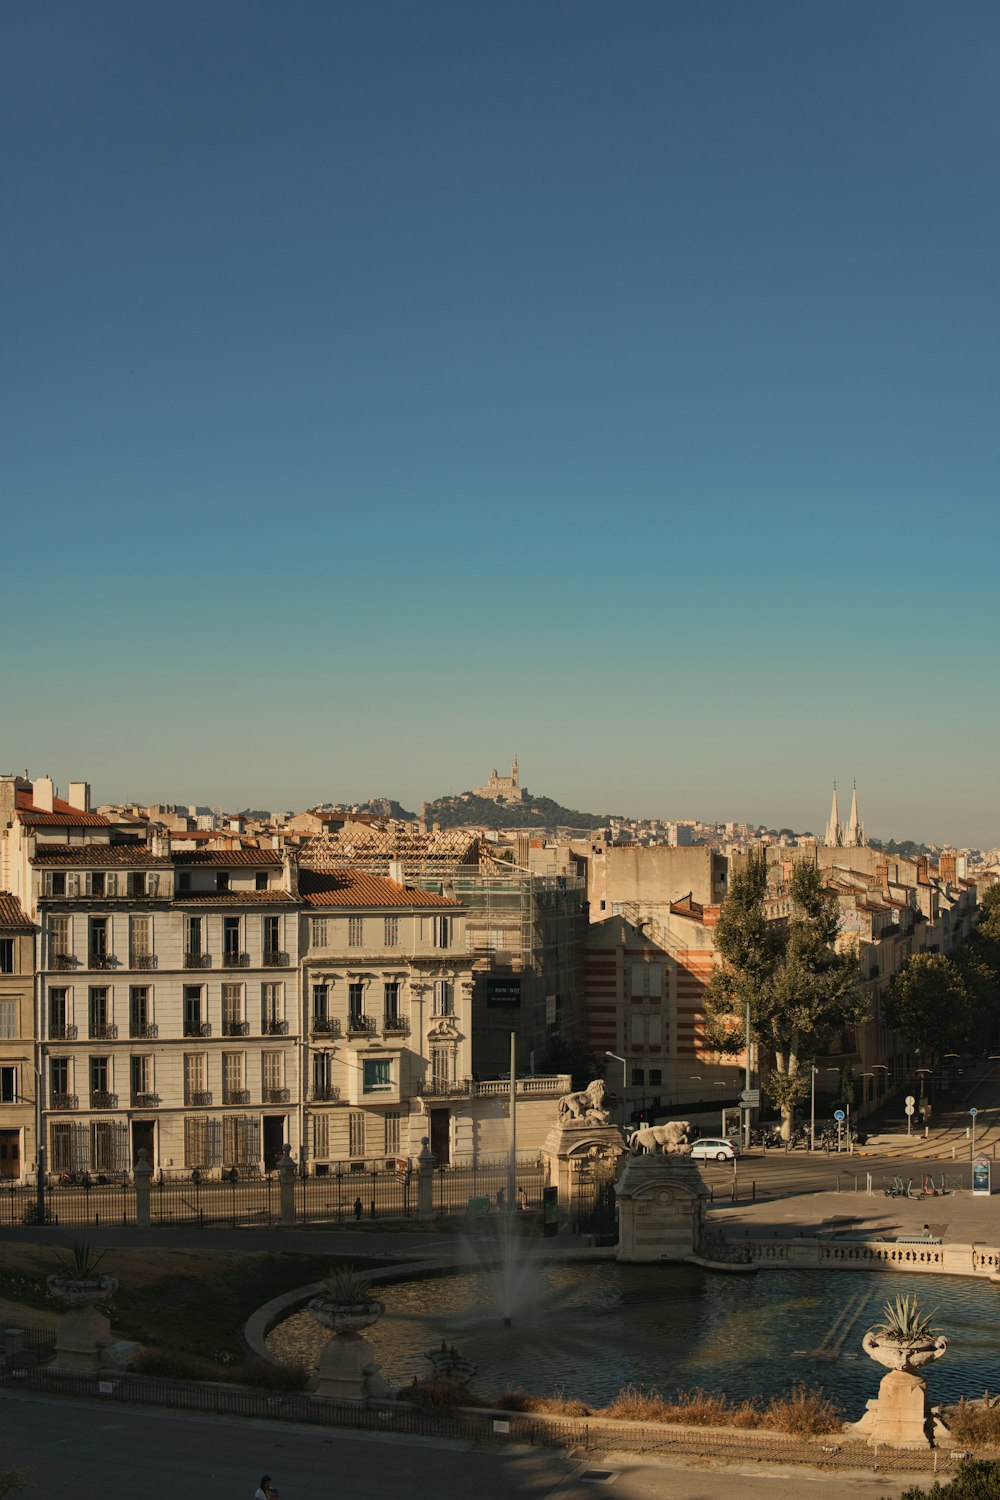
[739,1089,761,1108]
[970,1107,979,1117]
[834,1109,846,1122]
[904,1102,915,1116]
[905,1094,916,1107]
[973,1157,991,1196]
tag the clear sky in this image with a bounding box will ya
[3,2,998,846]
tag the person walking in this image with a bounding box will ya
[354,1196,363,1221]
[254,1475,279,1499]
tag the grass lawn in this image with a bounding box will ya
[0,1244,385,1362]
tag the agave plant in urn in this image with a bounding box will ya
[850,1295,950,1450]
[46,1242,119,1374]
[307,1265,391,1402]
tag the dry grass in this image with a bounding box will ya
[600,1383,841,1435]
[399,1377,490,1410]
[495,1387,592,1417]
[131,1346,310,1390]
[943,1398,1000,1447]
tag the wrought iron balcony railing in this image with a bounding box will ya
[221,951,250,968]
[131,953,157,970]
[184,952,211,969]
[262,1018,289,1035]
[222,1019,250,1037]
[262,1087,290,1104]
[223,1088,250,1106]
[347,1015,377,1037]
[131,1092,160,1108]
[129,1022,159,1039]
[50,1092,78,1110]
[183,1020,212,1037]
[90,1091,119,1110]
[262,950,289,968]
[383,1015,410,1036]
[185,1090,213,1107]
[309,1085,341,1103]
[88,953,116,970]
[310,1016,342,1038]
[51,953,75,971]
[49,1022,78,1041]
[89,1022,118,1041]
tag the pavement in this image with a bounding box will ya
[0,1389,936,1499]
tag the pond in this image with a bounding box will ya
[267,1262,1000,1409]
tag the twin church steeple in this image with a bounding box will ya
[824,781,865,848]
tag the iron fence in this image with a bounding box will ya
[0,1181,134,1228]
[150,1175,278,1228]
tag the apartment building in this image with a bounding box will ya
[0,894,35,1180]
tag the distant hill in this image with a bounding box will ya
[422,790,611,832]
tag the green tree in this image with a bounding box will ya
[889,1457,1000,1500]
[535,1037,603,1089]
[884,953,971,1066]
[705,854,862,1137]
[0,1471,30,1498]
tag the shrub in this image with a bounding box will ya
[889,1458,1000,1499]
[321,1264,374,1305]
[600,1382,840,1434]
[943,1398,1000,1447]
[760,1383,843,1436]
[237,1356,310,1392]
[131,1347,223,1381]
[872,1294,940,1344]
[495,1387,592,1417]
[398,1378,488,1410]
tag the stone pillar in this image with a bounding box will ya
[417,1137,435,1219]
[277,1143,296,1226]
[133,1146,152,1229]
[614,1153,707,1262]
[850,1370,934,1448]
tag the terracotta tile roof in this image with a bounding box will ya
[16,791,110,828]
[172,890,297,905]
[300,869,462,909]
[0,893,33,930]
[30,844,171,867]
[173,849,283,867]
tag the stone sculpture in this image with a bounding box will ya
[557,1077,610,1124]
[627,1120,693,1155]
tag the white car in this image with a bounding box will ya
[688,1137,738,1162]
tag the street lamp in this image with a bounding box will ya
[605,1052,627,1127]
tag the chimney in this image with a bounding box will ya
[388,858,406,886]
[67,781,91,813]
[34,776,55,813]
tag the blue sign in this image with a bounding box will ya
[973,1157,991,1196]
[834,1109,846,1122]
[970,1107,979,1117]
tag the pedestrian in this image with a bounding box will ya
[254,1475,279,1500]
[369,1198,377,1220]
[518,1186,528,1212]
[354,1196,363,1221]
[495,1186,505,1211]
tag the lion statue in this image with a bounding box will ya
[627,1120,693,1156]
[557,1077,610,1125]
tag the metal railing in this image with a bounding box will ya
[89,1022,118,1040]
[131,953,157,970]
[51,953,75,971]
[262,1087,290,1104]
[90,1091,118,1109]
[309,1085,341,1102]
[185,1090,213,1106]
[88,953,116,970]
[50,1092,78,1111]
[222,1020,250,1037]
[347,1015,377,1037]
[221,952,250,968]
[418,1078,473,1097]
[131,1092,160,1108]
[383,1016,410,1035]
[262,950,289,967]
[129,1023,159,1039]
[262,1018,289,1035]
[223,1088,250,1106]
[184,952,211,969]
[49,1023,78,1041]
[310,1017,341,1038]
[183,1021,212,1037]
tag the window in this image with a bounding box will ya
[223,983,244,1034]
[348,982,365,1028]
[89,871,106,898]
[434,980,454,1016]
[223,1052,245,1101]
[312,983,328,1022]
[384,1112,401,1157]
[89,987,111,1037]
[262,982,283,1030]
[223,916,241,959]
[48,871,67,897]
[263,915,280,955]
[630,1013,643,1046]
[0,1066,18,1103]
[129,986,151,1035]
[312,1051,332,1091]
[50,915,70,961]
[262,1051,283,1096]
[348,916,363,948]
[91,1120,122,1172]
[433,915,452,950]
[183,986,204,1034]
[348,1111,365,1157]
[313,1115,330,1157]
[51,1123,75,1172]
[311,918,329,948]
[223,1114,259,1168]
[51,1057,70,1099]
[384,916,398,948]
[649,1069,662,1086]
[184,1117,210,1168]
[631,962,664,999]
[184,1053,206,1102]
[363,1058,391,1093]
[383,982,400,1022]
[185,916,202,958]
[127,872,146,898]
[49,988,69,1038]
[0,1000,16,1039]
[90,1056,110,1095]
[631,1068,644,1086]
[648,1014,662,1046]
[89,917,108,962]
[431,1046,452,1088]
[216,871,230,892]
[129,915,151,964]
[130,1055,151,1097]
[178,872,192,892]
[255,871,268,891]
[0,939,13,974]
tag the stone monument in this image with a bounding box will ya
[540,1080,626,1220]
[848,1296,950,1449]
[614,1121,708,1262]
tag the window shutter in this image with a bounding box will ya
[147,873,159,897]
[631,962,645,997]
[67,874,80,897]
[648,964,663,998]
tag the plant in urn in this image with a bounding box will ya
[46,1242,118,1374]
[850,1295,949,1449]
[308,1265,390,1401]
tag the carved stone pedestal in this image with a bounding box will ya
[614,1154,707,1262]
[313,1330,386,1402]
[51,1303,113,1374]
[850,1370,937,1449]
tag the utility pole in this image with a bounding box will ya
[507,1031,517,1212]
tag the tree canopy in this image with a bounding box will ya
[883,953,971,1064]
[705,854,862,1133]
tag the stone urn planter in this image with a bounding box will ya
[849,1296,949,1450]
[307,1269,391,1402]
[47,1246,118,1374]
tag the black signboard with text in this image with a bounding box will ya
[486,975,522,1008]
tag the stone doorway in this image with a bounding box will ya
[0,1129,20,1180]
[429,1108,450,1165]
[131,1119,155,1171]
[263,1115,285,1172]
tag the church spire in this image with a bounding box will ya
[845,780,865,847]
[512,752,519,787]
[824,783,842,847]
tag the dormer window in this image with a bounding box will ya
[90,872,105,897]
[49,872,66,897]
[255,872,268,890]
[216,871,230,892]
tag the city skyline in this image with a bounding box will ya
[4,3,999,847]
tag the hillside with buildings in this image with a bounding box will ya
[422,756,613,832]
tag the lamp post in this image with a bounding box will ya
[810,1066,819,1152]
[605,1051,627,1128]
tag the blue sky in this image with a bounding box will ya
[3,2,998,845]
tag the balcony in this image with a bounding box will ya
[309,1085,341,1103]
[184,952,211,969]
[50,1092,79,1110]
[183,1020,212,1038]
[89,953,116,971]
[263,950,289,968]
[90,1091,119,1110]
[131,1092,160,1108]
[89,1023,118,1041]
[262,1087,290,1104]
[383,1015,410,1036]
[222,1019,250,1037]
[185,1090,213,1107]
[221,951,250,969]
[223,1088,250,1106]
[129,1023,159,1040]
[49,1023,78,1041]
[418,1078,473,1098]
[347,1015,377,1038]
[262,1018,289,1035]
[131,953,157,970]
[310,1016,342,1039]
[51,953,75,971]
